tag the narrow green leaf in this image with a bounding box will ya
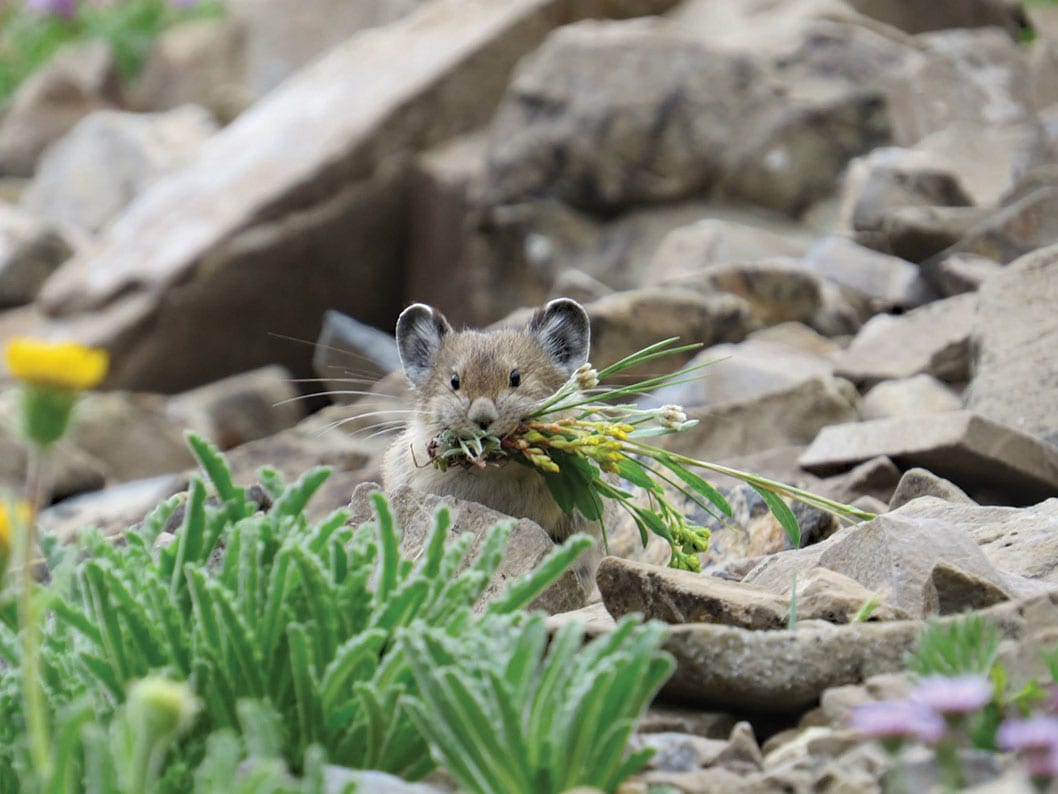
[614,458,662,494]
[272,466,332,519]
[752,485,801,548]
[371,491,400,601]
[186,431,247,511]
[486,535,591,616]
[319,629,387,706]
[660,456,732,517]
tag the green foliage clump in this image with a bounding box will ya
[0,432,672,793]
[0,0,224,105]
[907,613,1001,678]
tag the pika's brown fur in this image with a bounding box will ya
[382,299,594,540]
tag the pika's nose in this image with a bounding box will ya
[468,398,498,431]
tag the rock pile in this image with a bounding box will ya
[2,0,1058,790]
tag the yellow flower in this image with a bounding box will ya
[0,501,31,554]
[5,338,108,390]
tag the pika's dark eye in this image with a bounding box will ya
[450,373,460,391]
[509,369,521,388]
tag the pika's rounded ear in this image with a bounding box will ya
[395,303,452,387]
[528,298,590,375]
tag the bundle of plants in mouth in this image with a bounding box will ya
[425,338,875,571]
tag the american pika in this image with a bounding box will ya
[382,299,595,542]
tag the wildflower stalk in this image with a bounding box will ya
[18,447,50,779]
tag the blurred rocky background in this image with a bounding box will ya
[3,0,1058,789]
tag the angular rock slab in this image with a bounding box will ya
[35,0,678,392]
[742,497,1031,618]
[598,557,907,630]
[799,411,1058,505]
[660,591,1058,713]
[833,293,975,386]
[968,244,1058,446]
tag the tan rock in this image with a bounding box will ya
[833,293,976,386]
[0,41,122,176]
[800,411,1058,505]
[968,244,1058,446]
[860,375,962,421]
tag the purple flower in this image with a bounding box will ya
[910,674,993,716]
[998,716,1058,777]
[849,700,946,744]
[24,0,77,17]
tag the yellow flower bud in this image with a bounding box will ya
[5,339,108,390]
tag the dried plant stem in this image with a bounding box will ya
[20,446,51,778]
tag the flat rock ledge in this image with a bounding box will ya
[659,591,1054,713]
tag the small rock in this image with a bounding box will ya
[637,706,738,740]
[598,557,794,630]
[649,337,835,409]
[311,311,401,405]
[662,619,923,711]
[659,376,859,460]
[0,40,122,177]
[802,236,934,314]
[348,484,594,614]
[930,560,1012,614]
[586,287,756,375]
[881,205,991,263]
[644,218,811,285]
[663,260,823,326]
[911,123,1043,207]
[549,268,613,305]
[743,498,1032,617]
[128,18,249,123]
[929,186,1058,274]
[839,146,972,236]
[818,456,902,507]
[633,732,728,772]
[889,467,975,510]
[955,498,1058,584]
[928,252,1005,296]
[167,365,304,450]
[544,603,614,638]
[713,721,764,774]
[799,411,1058,505]
[886,28,1035,146]
[860,375,962,421]
[797,566,911,624]
[68,392,196,482]
[21,106,218,235]
[0,204,72,307]
[39,473,187,543]
[219,405,379,523]
[833,293,976,386]
[722,87,891,217]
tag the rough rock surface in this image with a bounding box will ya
[800,411,1058,504]
[0,204,72,308]
[21,106,218,234]
[968,244,1058,446]
[833,293,975,385]
[859,375,962,421]
[0,41,122,176]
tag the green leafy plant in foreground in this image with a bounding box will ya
[403,614,673,794]
[0,432,669,792]
[429,338,876,570]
